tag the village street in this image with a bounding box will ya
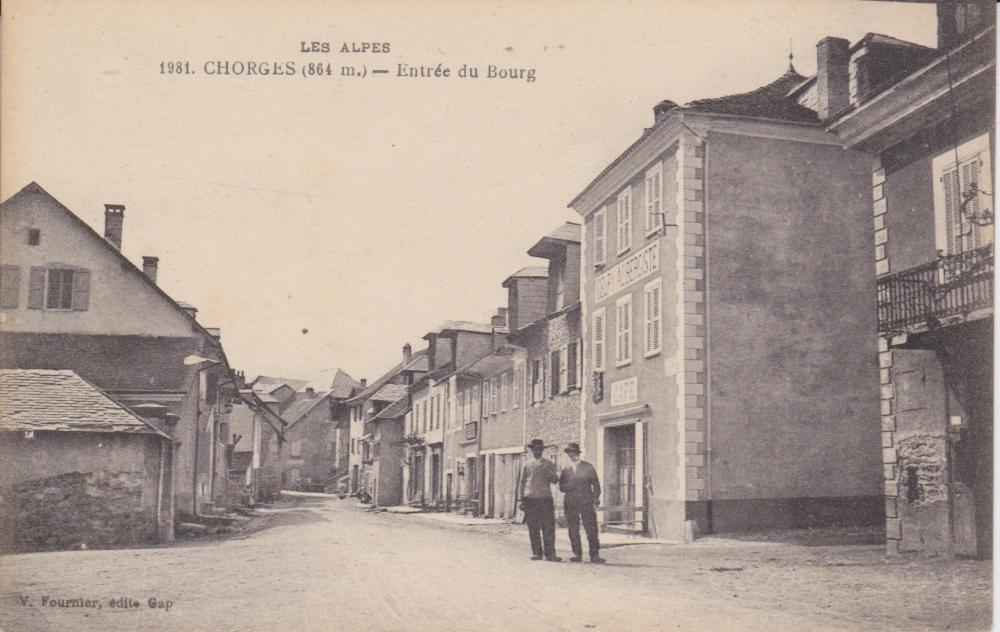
[0,496,990,632]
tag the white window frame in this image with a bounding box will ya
[593,208,607,267]
[932,133,993,255]
[616,188,633,255]
[592,307,606,372]
[645,163,663,236]
[615,294,633,367]
[644,279,663,357]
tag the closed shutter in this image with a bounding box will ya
[616,295,632,365]
[550,350,560,396]
[0,265,20,309]
[559,346,569,394]
[594,209,606,265]
[593,308,606,371]
[961,157,985,249]
[567,342,578,390]
[644,280,662,355]
[71,270,90,311]
[512,367,520,409]
[28,267,46,309]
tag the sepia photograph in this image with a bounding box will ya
[0,1,994,630]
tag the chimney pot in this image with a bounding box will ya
[104,204,125,250]
[142,256,159,284]
[360,378,368,388]
[816,37,851,120]
[653,100,679,123]
[403,342,412,366]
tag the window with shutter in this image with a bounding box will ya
[567,342,578,390]
[28,267,46,309]
[616,294,633,366]
[592,308,606,372]
[499,372,507,411]
[645,163,663,234]
[594,209,607,266]
[0,265,20,309]
[617,189,632,254]
[550,350,560,396]
[644,279,662,357]
[512,366,520,409]
[46,269,75,310]
[531,358,543,403]
[491,377,498,414]
[575,341,583,387]
[933,133,993,255]
[558,346,569,394]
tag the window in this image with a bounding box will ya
[512,366,520,409]
[491,377,499,414]
[567,342,579,390]
[593,208,607,266]
[933,133,993,255]
[499,372,508,412]
[27,229,40,246]
[554,258,566,311]
[46,269,74,309]
[558,346,569,394]
[481,381,489,419]
[28,267,89,311]
[645,163,663,234]
[531,358,544,403]
[644,279,663,357]
[550,350,561,396]
[592,308,606,372]
[0,265,20,309]
[616,188,632,254]
[290,440,303,458]
[615,294,633,366]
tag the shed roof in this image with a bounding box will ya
[0,369,169,437]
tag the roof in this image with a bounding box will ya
[527,222,582,258]
[281,391,331,427]
[401,355,430,373]
[851,32,933,54]
[683,67,818,123]
[0,182,226,360]
[346,348,428,404]
[252,376,311,393]
[0,332,204,392]
[423,320,499,338]
[329,369,362,399]
[371,383,408,403]
[370,396,409,421]
[0,369,169,437]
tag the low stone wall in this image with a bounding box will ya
[0,470,156,552]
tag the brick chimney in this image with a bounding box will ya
[142,256,159,284]
[104,204,125,250]
[816,37,850,120]
[403,343,412,366]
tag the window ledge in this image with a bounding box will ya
[644,349,662,359]
[645,227,663,239]
[615,360,633,368]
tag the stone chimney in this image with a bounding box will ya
[104,204,125,250]
[305,387,316,397]
[142,256,159,284]
[360,378,367,388]
[816,37,851,120]
[403,343,412,366]
[653,100,679,124]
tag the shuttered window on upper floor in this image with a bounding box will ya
[28,267,90,311]
[0,265,20,309]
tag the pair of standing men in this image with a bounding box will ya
[518,438,606,563]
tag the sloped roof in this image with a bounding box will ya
[528,222,582,258]
[346,347,428,404]
[0,369,169,437]
[423,321,498,337]
[853,32,933,53]
[282,391,331,427]
[401,355,430,373]
[371,383,408,403]
[0,332,204,392]
[330,369,362,399]
[252,375,311,393]
[683,68,818,123]
[370,396,409,421]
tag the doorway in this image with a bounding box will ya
[605,424,637,529]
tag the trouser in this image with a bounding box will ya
[565,500,600,557]
[523,497,556,558]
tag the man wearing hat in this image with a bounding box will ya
[518,439,560,561]
[559,442,606,563]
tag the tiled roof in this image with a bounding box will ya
[281,392,330,427]
[424,321,498,337]
[252,375,311,393]
[401,355,429,373]
[371,396,409,421]
[0,369,168,436]
[854,32,933,53]
[684,68,818,123]
[505,266,549,280]
[371,383,408,403]
[528,222,582,258]
[0,332,204,392]
[346,348,427,404]
[330,369,362,399]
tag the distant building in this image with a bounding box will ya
[823,1,995,557]
[0,369,174,551]
[570,55,882,539]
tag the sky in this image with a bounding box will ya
[1,0,936,386]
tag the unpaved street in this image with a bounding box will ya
[0,498,991,632]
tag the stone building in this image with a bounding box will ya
[823,1,995,557]
[0,369,175,551]
[570,56,882,539]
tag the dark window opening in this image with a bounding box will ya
[46,269,74,310]
[27,229,41,246]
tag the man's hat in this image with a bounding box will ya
[564,442,582,454]
[526,439,546,450]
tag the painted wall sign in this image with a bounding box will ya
[594,242,659,302]
[610,377,638,407]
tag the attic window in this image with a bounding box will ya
[27,229,40,246]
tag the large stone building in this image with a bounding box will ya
[824,0,995,557]
[570,58,882,539]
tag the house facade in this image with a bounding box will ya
[571,62,882,540]
[824,1,995,557]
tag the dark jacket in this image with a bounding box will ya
[558,460,601,506]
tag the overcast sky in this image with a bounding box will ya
[2,0,936,386]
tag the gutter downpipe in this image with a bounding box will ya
[702,132,713,533]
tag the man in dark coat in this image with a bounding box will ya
[519,439,561,562]
[558,442,606,563]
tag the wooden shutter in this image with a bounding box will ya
[644,280,662,355]
[0,265,20,309]
[616,296,632,364]
[28,267,46,309]
[567,343,578,390]
[943,167,961,254]
[549,350,559,396]
[72,270,90,311]
[559,347,569,394]
[961,157,985,249]
[593,309,605,371]
[594,209,606,265]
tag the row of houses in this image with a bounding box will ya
[0,183,363,551]
[345,1,994,558]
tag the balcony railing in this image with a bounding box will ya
[877,245,993,333]
[464,422,478,441]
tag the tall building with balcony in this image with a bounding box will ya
[824,1,994,558]
[570,58,883,540]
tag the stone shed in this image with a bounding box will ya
[0,369,174,551]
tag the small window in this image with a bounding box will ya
[27,229,41,246]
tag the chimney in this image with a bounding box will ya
[360,378,367,388]
[306,387,315,397]
[497,307,509,326]
[403,343,412,366]
[104,204,125,250]
[142,256,159,284]
[816,37,850,120]
[653,100,679,124]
